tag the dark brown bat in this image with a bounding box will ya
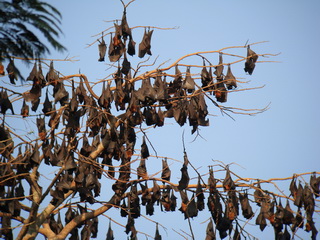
[183,66,195,93]
[205,219,216,240]
[239,192,253,219]
[140,136,150,159]
[121,10,132,40]
[36,117,46,141]
[254,182,265,206]
[244,45,258,75]
[283,200,294,225]
[223,167,235,191]
[0,62,4,75]
[98,36,107,62]
[53,82,69,106]
[98,81,113,110]
[127,37,136,56]
[137,159,148,179]
[27,62,38,81]
[138,28,154,58]
[178,152,190,191]
[15,180,25,200]
[30,142,40,166]
[0,89,14,114]
[161,158,171,182]
[46,61,59,85]
[214,76,227,103]
[121,53,131,76]
[214,53,224,78]
[225,64,237,89]
[6,59,17,84]
[196,177,205,211]
[154,223,162,240]
[106,221,114,240]
[20,100,29,118]
[310,172,320,197]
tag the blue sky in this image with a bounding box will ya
[5,0,320,239]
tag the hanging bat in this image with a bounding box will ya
[121,53,131,76]
[27,62,38,81]
[98,36,107,62]
[137,159,148,179]
[161,158,171,182]
[310,172,320,197]
[187,193,198,219]
[106,221,114,240]
[0,89,14,114]
[178,155,190,190]
[214,53,224,78]
[138,28,154,58]
[127,37,136,56]
[154,223,162,240]
[20,100,29,118]
[121,10,132,40]
[205,218,215,240]
[223,167,235,191]
[6,59,18,84]
[214,76,227,103]
[225,64,237,89]
[30,142,40,165]
[0,62,4,75]
[36,117,46,141]
[46,61,59,85]
[239,192,254,219]
[244,45,258,75]
[182,66,195,93]
[140,136,150,159]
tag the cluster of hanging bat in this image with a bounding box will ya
[0,9,318,240]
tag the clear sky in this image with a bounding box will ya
[6,0,320,239]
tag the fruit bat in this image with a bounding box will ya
[179,190,189,215]
[178,153,190,191]
[136,77,156,104]
[161,158,171,182]
[137,159,148,179]
[108,24,125,62]
[37,61,45,86]
[293,182,304,208]
[160,186,171,211]
[121,10,132,40]
[154,223,162,240]
[140,136,150,159]
[36,117,46,141]
[187,193,198,219]
[15,180,25,200]
[225,64,237,90]
[138,28,153,58]
[168,65,183,94]
[239,192,253,219]
[256,210,267,231]
[27,62,38,81]
[254,182,265,206]
[76,77,87,104]
[65,205,76,224]
[98,81,113,110]
[216,216,230,239]
[0,89,14,114]
[0,62,4,75]
[98,36,107,62]
[244,45,258,75]
[310,172,320,197]
[170,190,177,211]
[223,167,235,191]
[20,100,29,118]
[182,66,195,93]
[205,219,216,240]
[214,76,227,103]
[80,222,91,240]
[127,37,136,56]
[30,142,40,165]
[196,176,205,211]
[46,61,59,85]
[154,74,169,102]
[106,221,114,240]
[208,167,217,194]
[201,61,213,89]
[121,53,131,75]
[283,200,294,225]
[54,82,69,106]
[6,59,18,84]
[152,180,161,203]
[225,195,238,221]
[214,53,224,78]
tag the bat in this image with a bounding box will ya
[154,223,162,240]
[30,142,40,165]
[137,159,148,179]
[127,37,136,56]
[53,82,69,106]
[208,167,217,194]
[283,200,294,225]
[6,59,18,84]
[214,76,227,103]
[182,66,195,93]
[244,45,258,75]
[205,218,216,240]
[310,172,320,197]
[0,62,4,75]
[121,10,132,40]
[225,64,237,90]
[138,28,154,58]
[0,89,14,114]
[170,190,177,211]
[239,192,253,219]
[140,136,150,159]
[27,62,38,81]
[178,153,190,190]
[20,100,29,118]
[121,53,131,76]
[46,61,59,85]
[76,77,87,104]
[106,221,114,240]
[98,36,107,62]
[36,117,46,141]
[214,53,224,78]
[187,193,198,219]
[161,158,171,182]
[223,167,235,191]
[15,180,25,200]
